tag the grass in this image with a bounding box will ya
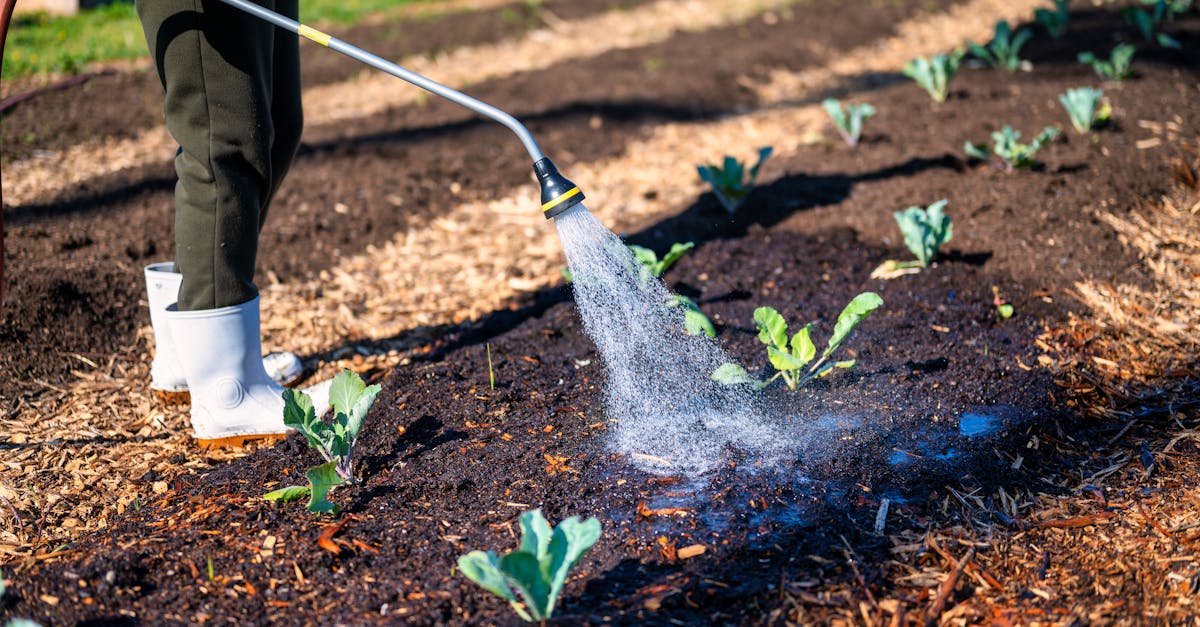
[1,0,443,80]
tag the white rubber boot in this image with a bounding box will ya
[145,262,303,403]
[167,296,329,446]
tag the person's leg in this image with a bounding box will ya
[137,0,325,442]
[261,0,303,230]
[138,0,278,311]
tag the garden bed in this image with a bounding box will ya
[2,0,1199,624]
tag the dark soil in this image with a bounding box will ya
[3,1,1200,625]
[0,0,963,401]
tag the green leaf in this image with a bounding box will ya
[824,292,884,359]
[1030,126,1061,152]
[791,324,816,364]
[305,462,345,514]
[967,41,993,65]
[683,308,717,338]
[753,306,788,349]
[626,244,658,268]
[768,346,809,372]
[545,517,602,616]
[282,388,334,457]
[344,383,381,445]
[500,552,551,621]
[1156,32,1180,49]
[656,242,695,275]
[964,141,990,161]
[517,509,553,561]
[750,146,773,179]
[671,295,716,337]
[328,368,367,419]
[458,551,529,621]
[998,303,1015,319]
[263,485,310,504]
[711,363,756,386]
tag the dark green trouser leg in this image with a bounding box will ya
[137,0,303,311]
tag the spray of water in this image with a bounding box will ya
[554,205,791,476]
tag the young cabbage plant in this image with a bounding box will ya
[697,147,773,214]
[822,99,877,148]
[1078,44,1136,81]
[967,20,1033,72]
[1059,87,1109,133]
[263,369,381,514]
[902,51,963,102]
[1034,0,1070,39]
[872,200,953,278]
[712,293,883,391]
[965,125,1060,171]
[627,241,694,282]
[670,294,717,338]
[458,509,602,623]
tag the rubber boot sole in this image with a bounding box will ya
[196,433,287,449]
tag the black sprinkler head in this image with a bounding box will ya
[533,157,585,219]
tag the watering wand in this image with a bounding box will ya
[214,0,585,220]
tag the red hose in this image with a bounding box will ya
[0,0,14,308]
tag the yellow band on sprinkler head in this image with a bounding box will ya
[541,187,581,213]
[298,24,332,47]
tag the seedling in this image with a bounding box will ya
[1035,0,1070,39]
[697,147,773,214]
[458,509,602,623]
[670,294,717,337]
[822,99,876,147]
[486,344,496,390]
[1059,87,1109,133]
[628,241,716,337]
[712,293,883,390]
[263,369,382,514]
[967,20,1033,72]
[992,286,1015,319]
[1123,0,1187,48]
[903,51,964,102]
[965,125,1060,171]
[1078,44,1136,81]
[627,241,694,282]
[873,200,954,278]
